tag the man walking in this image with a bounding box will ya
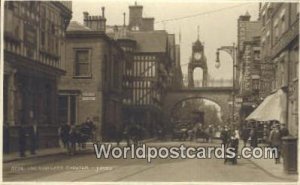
[269,124,282,164]
[250,126,258,148]
[241,127,249,147]
[29,122,38,155]
[18,125,27,157]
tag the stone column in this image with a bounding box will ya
[203,68,208,87]
[7,69,17,126]
[188,63,194,88]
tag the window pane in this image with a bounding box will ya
[77,51,88,62]
[75,50,89,76]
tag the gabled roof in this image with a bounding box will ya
[67,21,91,32]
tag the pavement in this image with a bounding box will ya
[244,143,298,181]
[3,138,298,182]
[3,140,298,182]
[3,137,157,163]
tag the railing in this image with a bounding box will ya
[183,79,233,88]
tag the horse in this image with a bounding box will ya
[61,123,95,155]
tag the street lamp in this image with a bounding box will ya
[215,43,237,125]
[215,51,221,68]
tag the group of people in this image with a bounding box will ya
[240,120,289,164]
[8,122,39,157]
[185,123,214,142]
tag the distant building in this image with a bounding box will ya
[58,9,124,141]
[3,1,72,152]
[260,3,299,136]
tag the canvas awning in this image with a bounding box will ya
[246,89,287,123]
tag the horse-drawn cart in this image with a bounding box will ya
[60,123,96,155]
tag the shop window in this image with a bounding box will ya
[74,50,91,77]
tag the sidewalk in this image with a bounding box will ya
[3,137,157,163]
[240,143,298,181]
[3,147,67,163]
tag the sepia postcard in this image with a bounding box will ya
[1,0,299,184]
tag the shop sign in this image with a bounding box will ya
[82,92,96,101]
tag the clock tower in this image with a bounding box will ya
[188,29,208,87]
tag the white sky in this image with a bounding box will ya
[71,0,259,80]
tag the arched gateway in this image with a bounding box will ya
[163,87,235,127]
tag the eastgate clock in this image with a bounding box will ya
[194,52,201,60]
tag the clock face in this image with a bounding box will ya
[194,52,201,60]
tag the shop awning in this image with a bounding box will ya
[246,89,287,123]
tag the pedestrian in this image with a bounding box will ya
[280,123,289,137]
[224,131,239,164]
[123,124,130,146]
[115,125,123,146]
[4,124,10,154]
[208,125,214,143]
[60,123,71,149]
[221,126,229,146]
[68,125,77,155]
[269,124,281,164]
[29,122,38,155]
[241,126,249,147]
[250,126,258,148]
[263,125,270,144]
[18,124,27,157]
[87,117,96,138]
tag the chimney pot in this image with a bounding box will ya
[123,12,126,26]
[83,12,89,20]
[102,7,105,18]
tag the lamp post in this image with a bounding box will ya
[215,43,237,125]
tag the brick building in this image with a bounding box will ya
[58,9,124,141]
[260,3,299,136]
[3,1,72,152]
[237,12,262,122]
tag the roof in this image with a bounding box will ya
[106,26,169,53]
[67,21,91,32]
[129,30,168,53]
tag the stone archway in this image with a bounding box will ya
[170,97,223,126]
[163,87,236,130]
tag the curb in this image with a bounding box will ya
[247,158,298,182]
[3,138,157,163]
[3,150,66,163]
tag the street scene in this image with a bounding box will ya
[2,1,299,183]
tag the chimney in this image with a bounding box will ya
[83,12,89,26]
[141,17,154,31]
[239,11,251,21]
[83,10,106,32]
[101,7,105,18]
[129,3,143,30]
[123,12,126,26]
